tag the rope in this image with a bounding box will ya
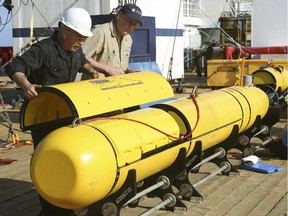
[167,0,182,81]
[30,0,54,30]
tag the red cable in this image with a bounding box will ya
[189,94,200,133]
[83,95,200,141]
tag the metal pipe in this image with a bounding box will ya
[253,126,269,137]
[192,162,231,188]
[240,46,288,55]
[139,161,231,215]
[225,46,288,59]
[124,179,166,206]
[254,136,273,149]
[139,161,230,215]
[209,59,288,65]
[192,148,225,170]
[139,193,176,216]
[139,198,171,216]
[262,137,273,145]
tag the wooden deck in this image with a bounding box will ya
[0,92,287,216]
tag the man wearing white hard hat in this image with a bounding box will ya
[6,7,97,100]
[6,7,97,216]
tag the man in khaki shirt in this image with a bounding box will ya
[81,4,142,79]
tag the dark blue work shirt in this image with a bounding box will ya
[6,30,88,86]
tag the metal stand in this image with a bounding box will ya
[236,107,280,156]
[75,169,137,216]
[173,141,203,202]
[200,125,239,176]
[177,125,240,202]
[135,148,188,213]
[172,125,240,203]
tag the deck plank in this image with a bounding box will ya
[266,194,288,216]
[246,177,288,216]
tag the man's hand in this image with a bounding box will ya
[90,71,105,79]
[88,58,125,76]
[12,72,42,100]
[105,65,125,76]
[22,83,42,100]
[125,69,141,74]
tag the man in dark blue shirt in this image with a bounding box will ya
[6,7,99,216]
[6,7,99,100]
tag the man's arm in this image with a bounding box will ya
[6,43,46,100]
[88,57,124,76]
[11,72,42,100]
[81,62,103,79]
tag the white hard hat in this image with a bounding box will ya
[60,7,93,37]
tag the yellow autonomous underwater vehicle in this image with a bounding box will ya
[20,71,278,215]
